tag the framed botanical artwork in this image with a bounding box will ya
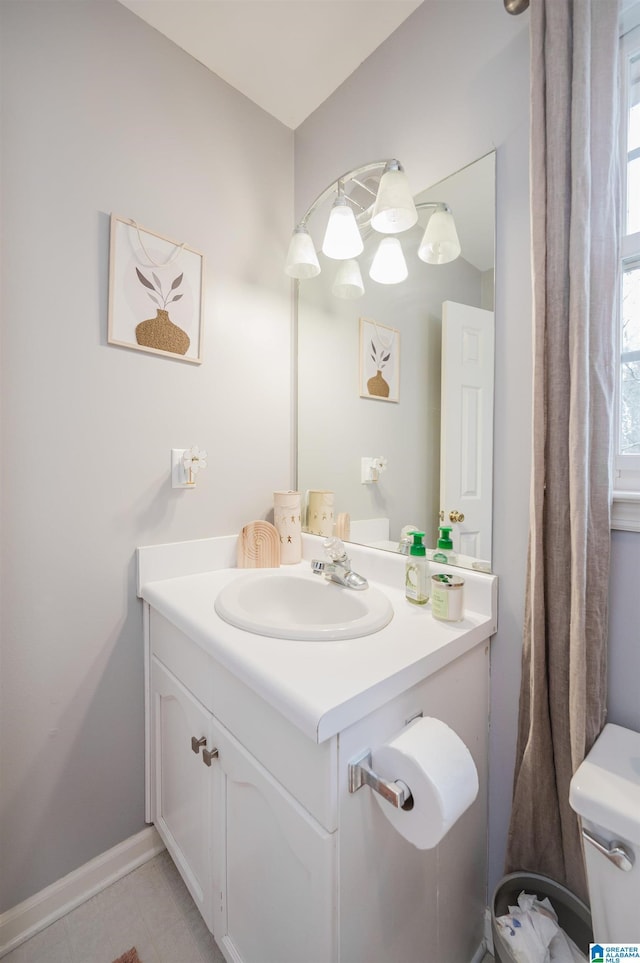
[108,215,204,363]
[359,317,400,403]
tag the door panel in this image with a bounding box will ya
[152,657,214,929]
[440,300,495,561]
[214,720,337,963]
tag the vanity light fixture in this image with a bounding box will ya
[417,204,461,265]
[332,259,365,299]
[285,225,321,279]
[284,158,461,295]
[322,188,364,260]
[369,237,409,284]
[370,160,418,234]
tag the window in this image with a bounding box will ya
[613,10,640,530]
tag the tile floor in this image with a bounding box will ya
[3,851,225,963]
[3,851,496,963]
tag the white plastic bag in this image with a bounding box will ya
[494,891,586,963]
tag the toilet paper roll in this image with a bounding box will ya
[371,717,479,850]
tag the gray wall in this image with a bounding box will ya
[0,0,292,910]
[608,530,640,733]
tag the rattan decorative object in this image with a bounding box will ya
[237,521,281,568]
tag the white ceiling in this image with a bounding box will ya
[118,0,424,129]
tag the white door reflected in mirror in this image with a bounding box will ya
[440,301,494,564]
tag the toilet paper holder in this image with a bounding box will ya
[348,749,413,810]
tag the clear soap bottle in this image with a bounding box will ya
[405,531,429,605]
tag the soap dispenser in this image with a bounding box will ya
[405,531,429,605]
[433,526,456,564]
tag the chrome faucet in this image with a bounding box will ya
[311,537,368,590]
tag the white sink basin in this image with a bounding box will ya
[214,571,393,641]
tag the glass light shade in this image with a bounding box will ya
[321,198,364,259]
[417,209,461,264]
[332,259,365,299]
[285,227,321,279]
[369,237,408,284]
[370,167,418,234]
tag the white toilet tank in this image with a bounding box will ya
[569,723,640,943]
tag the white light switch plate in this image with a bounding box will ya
[171,449,195,489]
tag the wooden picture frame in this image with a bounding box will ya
[108,215,204,363]
[359,317,400,403]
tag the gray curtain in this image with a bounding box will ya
[505,0,620,902]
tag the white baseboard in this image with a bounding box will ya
[0,826,165,958]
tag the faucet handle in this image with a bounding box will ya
[323,536,347,561]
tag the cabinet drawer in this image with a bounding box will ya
[150,607,338,831]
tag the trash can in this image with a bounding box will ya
[491,872,592,963]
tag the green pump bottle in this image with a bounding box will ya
[433,525,456,564]
[405,531,429,605]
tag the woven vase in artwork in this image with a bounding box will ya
[135,309,190,355]
[367,370,390,398]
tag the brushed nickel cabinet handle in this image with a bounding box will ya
[202,747,219,767]
[191,736,207,754]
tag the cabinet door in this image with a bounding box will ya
[213,719,337,963]
[151,656,216,930]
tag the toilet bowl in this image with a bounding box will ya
[569,723,640,943]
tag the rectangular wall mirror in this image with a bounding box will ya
[296,151,495,572]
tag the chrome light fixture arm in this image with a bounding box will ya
[295,159,397,231]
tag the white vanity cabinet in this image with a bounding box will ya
[148,608,338,963]
[139,538,496,963]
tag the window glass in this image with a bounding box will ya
[628,156,640,234]
[614,16,640,520]
[627,52,640,234]
[621,262,640,456]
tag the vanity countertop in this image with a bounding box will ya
[138,534,497,743]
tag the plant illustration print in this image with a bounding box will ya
[358,318,399,402]
[134,268,190,356]
[136,268,184,310]
[369,339,391,372]
[107,215,204,362]
[367,339,391,398]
